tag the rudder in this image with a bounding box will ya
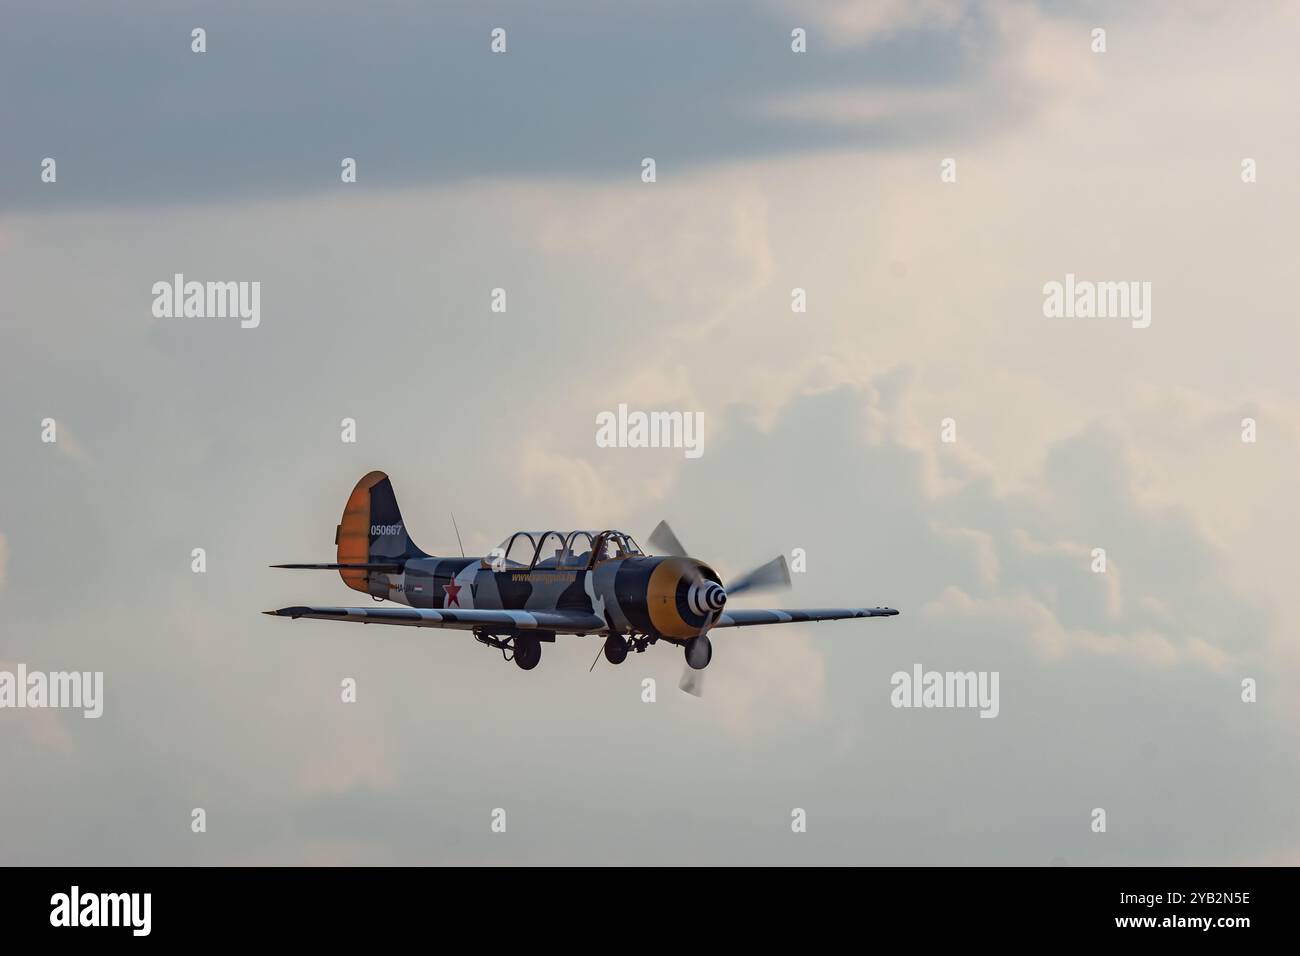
[336,471,425,595]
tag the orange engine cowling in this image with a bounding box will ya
[638,557,726,640]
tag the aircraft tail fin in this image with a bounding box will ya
[334,470,427,595]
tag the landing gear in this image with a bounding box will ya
[604,634,629,665]
[513,635,542,670]
[474,630,550,670]
[684,634,712,670]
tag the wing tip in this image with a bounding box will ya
[264,607,309,619]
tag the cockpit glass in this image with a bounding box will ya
[591,531,643,563]
[560,531,595,569]
[487,532,537,569]
[487,530,641,570]
[531,531,568,569]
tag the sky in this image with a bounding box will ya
[1,0,1298,865]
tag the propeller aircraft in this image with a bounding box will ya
[265,471,899,694]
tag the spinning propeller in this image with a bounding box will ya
[647,520,791,697]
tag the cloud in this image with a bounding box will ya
[667,377,1274,673]
[773,0,970,47]
[1,0,1119,211]
[758,85,969,129]
[551,374,1297,864]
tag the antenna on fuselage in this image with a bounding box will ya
[450,513,465,558]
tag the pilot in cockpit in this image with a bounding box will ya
[565,539,591,566]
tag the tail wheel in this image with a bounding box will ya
[604,635,629,665]
[684,635,712,670]
[514,636,542,671]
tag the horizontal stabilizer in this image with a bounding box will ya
[271,562,404,572]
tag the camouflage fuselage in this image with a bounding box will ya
[353,556,722,642]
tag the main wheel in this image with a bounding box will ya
[514,636,541,670]
[684,635,712,670]
[604,635,629,665]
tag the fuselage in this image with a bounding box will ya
[360,554,722,641]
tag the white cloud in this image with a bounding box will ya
[773,0,970,47]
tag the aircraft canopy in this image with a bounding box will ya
[487,530,645,570]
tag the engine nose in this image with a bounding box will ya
[639,557,727,639]
[689,579,727,615]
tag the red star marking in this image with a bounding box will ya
[443,578,463,608]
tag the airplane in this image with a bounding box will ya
[265,471,899,694]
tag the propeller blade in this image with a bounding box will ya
[648,520,688,557]
[679,662,705,697]
[726,554,791,596]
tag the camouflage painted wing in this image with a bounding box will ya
[263,606,606,634]
[713,608,899,629]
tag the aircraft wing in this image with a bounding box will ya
[713,607,899,629]
[264,605,606,634]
